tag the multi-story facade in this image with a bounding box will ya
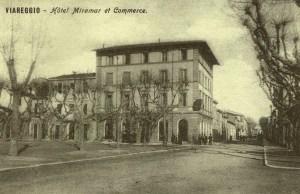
[28,73,97,142]
[95,41,220,143]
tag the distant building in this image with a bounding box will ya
[226,120,237,141]
[95,40,220,143]
[212,100,222,141]
[223,110,248,140]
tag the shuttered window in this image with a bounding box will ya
[122,72,131,85]
[106,73,113,85]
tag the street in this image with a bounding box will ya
[1,143,300,194]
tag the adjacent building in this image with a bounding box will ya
[28,73,97,142]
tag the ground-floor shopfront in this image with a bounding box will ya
[27,117,97,142]
[97,111,213,144]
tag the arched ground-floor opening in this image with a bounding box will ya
[178,119,188,144]
[122,119,137,143]
[54,125,60,140]
[140,121,150,143]
[41,123,47,139]
[104,119,114,140]
[69,123,75,140]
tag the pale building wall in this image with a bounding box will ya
[96,47,215,143]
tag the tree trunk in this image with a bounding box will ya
[9,92,21,156]
[294,120,300,153]
[143,122,146,144]
[79,123,85,151]
[116,118,120,143]
[163,109,167,146]
[2,121,7,141]
[136,124,141,144]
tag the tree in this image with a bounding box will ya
[246,116,257,136]
[0,14,46,155]
[231,0,300,150]
[31,76,99,150]
[123,71,187,145]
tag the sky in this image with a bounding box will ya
[0,0,272,121]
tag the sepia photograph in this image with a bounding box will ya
[0,0,300,193]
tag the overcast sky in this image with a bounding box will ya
[0,0,272,121]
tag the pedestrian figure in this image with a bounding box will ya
[204,135,208,145]
[198,134,201,145]
[209,134,213,145]
[229,135,232,143]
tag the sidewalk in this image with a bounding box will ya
[263,140,300,169]
[0,141,192,171]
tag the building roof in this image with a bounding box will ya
[94,40,220,66]
[48,72,96,80]
[227,120,236,126]
[223,109,244,117]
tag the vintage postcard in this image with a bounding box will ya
[0,0,300,193]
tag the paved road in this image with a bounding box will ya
[1,144,300,194]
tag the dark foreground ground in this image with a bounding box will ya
[0,143,300,194]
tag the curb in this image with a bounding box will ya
[220,151,263,161]
[263,146,300,170]
[197,149,263,161]
[0,147,191,173]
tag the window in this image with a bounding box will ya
[140,70,149,84]
[130,53,142,64]
[57,82,62,93]
[34,103,38,114]
[57,104,62,114]
[167,50,179,62]
[198,70,201,84]
[83,104,88,115]
[83,81,88,93]
[106,73,113,85]
[113,55,124,65]
[123,93,130,109]
[143,52,149,63]
[162,51,168,62]
[179,93,187,106]
[101,56,108,66]
[122,72,131,85]
[181,49,187,60]
[108,56,113,65]
[105,93,113,111]
[179,69,187,83]
[70,83,75,90]
[160,70,168,84]
[63,84,69,93]
[149,52,163,63]
[125,54,130,64]
[205,95,208,110]
[161,93,168,106]
[141,94,149,110]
